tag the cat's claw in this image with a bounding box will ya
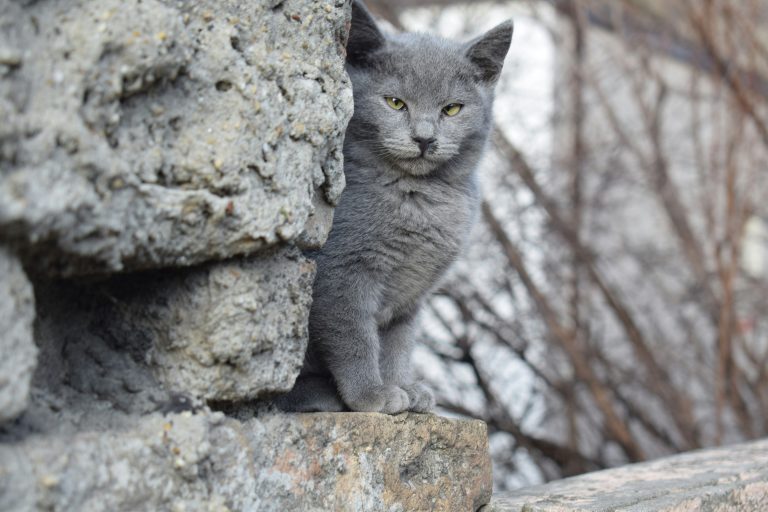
[345,384,410,415]
[402,383,435,413]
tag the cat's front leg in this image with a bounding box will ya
[379,313,436,413]
[311,287,410,415]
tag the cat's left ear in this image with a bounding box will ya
[465,20,514,83]
[346,0,385,67]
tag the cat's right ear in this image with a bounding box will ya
[465,20,514,84]
[346,0,385,66]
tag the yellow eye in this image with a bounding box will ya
[443,103,462,116]
[386,97,407,110]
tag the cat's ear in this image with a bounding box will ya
[346,0,385,66]
[465,20,514,83]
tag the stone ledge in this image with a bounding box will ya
[1,411,492,512]
[484,439,768,512]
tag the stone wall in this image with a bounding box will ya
[0,1,494,510]
[0,0,351,422]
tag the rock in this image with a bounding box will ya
[0,411,493,512]
[21,247,314,416]
[0,247,36,423]
[484,438,768,512]
[0,0,351,276]
[243,412,493,512]
[19,277,173,436]
[106,246,315,401]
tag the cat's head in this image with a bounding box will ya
[344,0,513,177]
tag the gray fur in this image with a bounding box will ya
[276,1,512,414]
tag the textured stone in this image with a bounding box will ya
[1,411,493,512]
[0,0,351,276]
[0,247,36,423]
[19,247,314,414]
[107,246,316,401]
[484,439,768,512]
[18,277,173,437]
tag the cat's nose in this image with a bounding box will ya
[413,137,436,155]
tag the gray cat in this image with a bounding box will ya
[277,1,513,414]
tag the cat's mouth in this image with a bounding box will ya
[382,144,448,175]
[406,154,434,161]
[395,155,441,176]
[403,148,441,162]
[393,143,438,161]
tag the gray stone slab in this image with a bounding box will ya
[0,0,351,276]
[1,411,492,512]
[484,439,768,512]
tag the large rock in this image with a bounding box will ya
[23,247,313,414]
[1,411,493,512]
[0,247,36,423]
[105,247,315,401]
[0,0,351,276]
[485,438,768,511]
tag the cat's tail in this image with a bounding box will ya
[274,373,346,413]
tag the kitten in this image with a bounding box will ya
[277,1,513,414]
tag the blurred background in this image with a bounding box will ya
[364,0,768,490]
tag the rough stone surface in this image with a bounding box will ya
[484,439,768,512]
[104,246,316,401]
[1,411,493,512]
[0,0,351,276]
[11,246,313,430]
[0,247,36,424]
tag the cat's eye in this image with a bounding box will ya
[442,103,463,116]
[386,97,407,110]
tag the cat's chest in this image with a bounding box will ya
[384,181,472,251]
[374,180,475,304]
[337,173,477,271]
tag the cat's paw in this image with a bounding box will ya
[402,382,435,413]
[345,384,410,415]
